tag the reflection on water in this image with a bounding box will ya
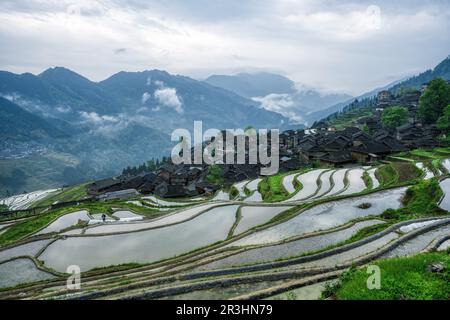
[233,206,292,235]
[438,179,450,211]
[339,169,366,196]
[283,169,327,202]
[36,211,90,235]
[40,205,239,272]
[233,188,406,246]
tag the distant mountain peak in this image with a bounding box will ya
[39,67,93,83]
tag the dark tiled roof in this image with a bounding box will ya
[350,141,391,155]
[319,150,353,163]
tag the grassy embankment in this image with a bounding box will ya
[0,200,162,247]
[325,252,449,300]
[321,176,449,300]
[375,162,422,187]
[30,183,90,208]
[258,169,307,202]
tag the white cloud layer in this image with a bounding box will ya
[252,94,303,124]
[0,0,449,94]
[154,86,184,114]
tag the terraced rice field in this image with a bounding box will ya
[36,210,90,235]
[339,169,366,196]
[326,169,348,197]
[39,205,241,272]
[232,180,250,198]
[415,162,434,180]
[282,173,300,194]
[438,179,450,211]
[232,188,406,246]
[0,161,449,299]
[283,169,327,202]
[0,189,59,210]
[244,179,263,202]
[311,170,333,199]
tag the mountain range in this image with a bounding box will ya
[0,68,296,195]
[206,72,353,124]
[1,55,449,195]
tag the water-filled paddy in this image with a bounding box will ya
[36,211,90,235]
[367,168,380,189]
[442,159,450,172]
[282,173,299,194]
[244,179,263,202]
[326,169,347,197]
[0,258,55,289]
[438,179,450,211]
[0,239,53,262]
[416,162,434,180]
[40,205,240,272]
[112,211,143,220]
[212,191,229,201]
[339,169,366,196]
[85,203,221,234]
[199,220,384,270]
[437,239,450,251]
[142,195,192,207]
[291,232,399,269]
[233,180,249,198]
[233,188,406,246]
[283,169,327,202]
[246,179,262,192]
[245,191,263,202]
[312,170,333,199]
[233,206,292,235]
[383,223,450,258]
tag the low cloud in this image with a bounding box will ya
[151,81,184,114]
[252,93,304,124]
[79,111,119,124]
[55,105,71,113]
[141,92,151,104]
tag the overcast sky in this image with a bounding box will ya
[1,0,449,95]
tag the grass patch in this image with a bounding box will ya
[30,183,89,208]
[206,165,224,186]
[375,164,398,186]
[0,200,162,246]
[390,162,422,183]
[381,178,446,221]
[330,252,449,300]
[362,171,373,189]
[259,173,289,202]
[0,207,78,246]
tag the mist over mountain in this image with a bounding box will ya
[0,68,295,195]
[205,72,352,125]
[205,72,297,98]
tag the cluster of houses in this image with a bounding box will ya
[279,88,441,166]
[87,87,442,199]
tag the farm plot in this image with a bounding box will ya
[39,205,240,272]
[232,188,406,246]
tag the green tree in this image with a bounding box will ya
[437,104,450,133]
[381,106,409,129]
[206,165,223,185]
[362,123,369,134]
[418,78,450,124]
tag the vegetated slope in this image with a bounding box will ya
[0,97,66,140]
[313,55,450,126]
[0,68,295,195]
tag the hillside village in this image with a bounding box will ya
[88,80,448,200]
